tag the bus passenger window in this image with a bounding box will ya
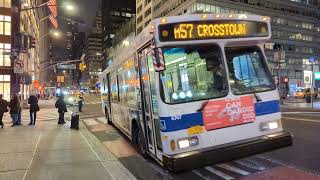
[111,76,119,102]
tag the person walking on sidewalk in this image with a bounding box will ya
[0,94,8,128]
[28,93,40,125]
[17,95,22,125]
[9,94,19,127]
[55,96,67,124]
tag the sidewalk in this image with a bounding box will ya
[0,110,136,180]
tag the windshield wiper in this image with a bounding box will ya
[197,100,210,112]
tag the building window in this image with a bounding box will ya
[0,15,10,35]
[137,5,142,13]
[137,15,143,24]
[0,0,11,8]
[145,7,151,17]
[0,43,10,66]
[0,75,10,101]
[145,0,151,6]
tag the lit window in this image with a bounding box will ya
[0,15,10,35]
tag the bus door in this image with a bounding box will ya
[139,48,159,157]
[105,74,112,121]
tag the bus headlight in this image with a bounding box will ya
[260,120,279,131]
[177,137,199,149]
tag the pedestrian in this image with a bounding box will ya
[17,95,22,125]
[0,94,8,128]
[78,94,84,112]
[9,94,19,127]
[55,96,67,124]
[28,93,40,125]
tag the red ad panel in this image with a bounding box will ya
[203,95,256,130]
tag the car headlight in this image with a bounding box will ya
[177,137,199,149]
[260,120,280,131]
[68,97,74,102]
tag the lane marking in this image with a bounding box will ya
[235,160,265,171]
[283,112,320,114]
[217,164,250,175]
[282,117,320,123]
[205,166,234,180]
[193,170,211,180]
[22,133,41,180]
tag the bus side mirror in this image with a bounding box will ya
[152,48,166,72]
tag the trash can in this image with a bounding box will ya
[70,112,79,130]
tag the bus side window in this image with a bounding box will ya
[147,53,158,115]
[111,75,119,102]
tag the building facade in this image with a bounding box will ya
[84,11,103,89]
[136,0,320,91]
[0,0,11,101]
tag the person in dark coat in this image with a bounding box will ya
[55,96,67,124]
[9,94,19,127]
[0,94,8,128]
[28,93,40,125]
[78,94,84,112]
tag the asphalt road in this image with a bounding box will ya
[73,95,320,179]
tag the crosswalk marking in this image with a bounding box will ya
[193,170,212,180]
[217,164,250,176]
[205,166,234,180]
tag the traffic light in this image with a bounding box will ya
[29,35,36,49]
[79,63,86,71]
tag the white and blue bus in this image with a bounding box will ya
[100,14,292,172]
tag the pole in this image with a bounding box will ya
[312,62,314,109]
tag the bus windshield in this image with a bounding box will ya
[160,45,228,104]
[225,46,275,95]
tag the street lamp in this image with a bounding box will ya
[65,4,75,11]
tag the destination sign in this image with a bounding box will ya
[158,20,269,42]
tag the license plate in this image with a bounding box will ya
[187,126,204,135]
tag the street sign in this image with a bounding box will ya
[14,58,23,74]
[57,64,76,70]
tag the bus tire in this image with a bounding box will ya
[132,122,148,158]
[105,107,112,125]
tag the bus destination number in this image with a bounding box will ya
[174,23,246,39]
[158,20,269,42]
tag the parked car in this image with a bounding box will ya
[305,88,318,99]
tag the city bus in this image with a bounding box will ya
[99,14,292,172]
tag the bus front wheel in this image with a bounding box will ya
[133,123,148,157]
[105,107,112,125]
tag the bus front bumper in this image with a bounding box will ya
[163,131,293,172]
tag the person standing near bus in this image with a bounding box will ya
[55,96,67,124]
[28,93,40,125]
[0,94,8,128]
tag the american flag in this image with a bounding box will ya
[49,15,58,28]
[47,0,57,17]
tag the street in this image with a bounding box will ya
[1,95,320,180]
